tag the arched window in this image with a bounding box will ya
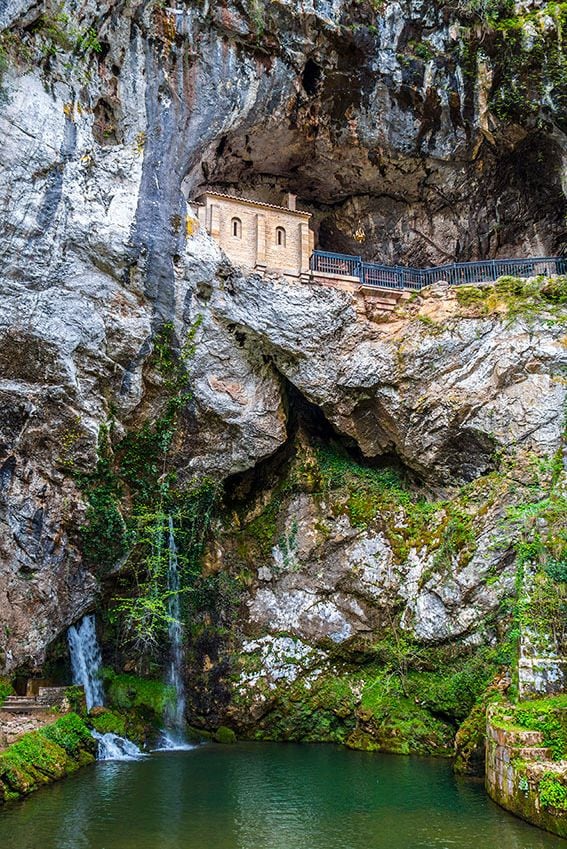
[231,217,242,238]
[276,226,286,247]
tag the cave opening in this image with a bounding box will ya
[189,113,566,269]
[302,59,322,96]
[223,376,419,508]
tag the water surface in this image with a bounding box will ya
[0,742,564,849]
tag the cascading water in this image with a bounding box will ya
[158,516,192,750]
[91,731,144,761]
[67,613,144,761]
[67,613,105,711]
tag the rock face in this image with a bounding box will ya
[203,273,566,483]
[0,0,565,700]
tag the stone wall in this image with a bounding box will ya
[195,193,313,279]
[485,706,567,839]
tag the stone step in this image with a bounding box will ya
[2,696,52,714]
[364,299,399,312]
[4,697,39,705]
[488,723,545,747]
[1,704,52,713]
[519,747,554,760]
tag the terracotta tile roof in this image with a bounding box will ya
[195,191,312,217]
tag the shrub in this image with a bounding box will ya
[41,713,94,756]
[0,679,14,706]
[456,286,489,307]
[539,772,567,810]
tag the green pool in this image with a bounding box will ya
[0,742,564,849]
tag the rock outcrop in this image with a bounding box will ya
[0,0,565,734]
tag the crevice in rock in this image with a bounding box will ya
[92,95,123,146]
[223,373,417,507]
[302,59,322,96]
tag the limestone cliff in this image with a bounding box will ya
[0,0,565,753]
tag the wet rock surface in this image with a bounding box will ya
[0,0,565,698]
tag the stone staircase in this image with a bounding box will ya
[0,687,77,751]
[486,706,567,839]
[1,696,52,714]
[1,687,71,715]
[362,288,411,317]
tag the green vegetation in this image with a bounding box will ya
[356,640,506,756]
[249,0,265,36]
[0,6,102,96]
[102,671,175,720]
[110,479,218,655]
[538,771,567,811]
[41,713,94,756]
[248,670,358,745]
[88,709,127,737]
[231,440,451,567]
[456,0,514,24]
[455,285,490,308]
[0,714,95,803]
[235,634,505,756]
[76,320,222,656]
[313,444,478,566]
[455,276,567,323]
[507,462,567,660]
[454,688,503,774]
[0,679,14,707]
[491,695,567,760]
[87,673,181,745]
[416,314,444,335]
[31,8,102,59]
[64,685,88,716]
[214,726,237,744]
[449,1,567,128]
[0,42,7,90]
[223,437,565,755]
[407,40,435,61]
[489,4,567,125]
[0,30,32,94]
[87,674,180,745]
[77,423,130,570]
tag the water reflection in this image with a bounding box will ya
[0,744,563,849]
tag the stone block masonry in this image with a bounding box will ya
[193,192,314,281]
[485,705,567,839]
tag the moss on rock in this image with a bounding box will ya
[0,713,96,804]
[231,638,504,757]
[103,670,175,720]
[214,726,237,744]
[88,708,127,737]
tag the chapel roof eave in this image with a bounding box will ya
[194,191,312,218]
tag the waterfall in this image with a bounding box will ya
[67,614,145,761]
[67,613,105,711]
[91,730,144,761]
[160,516,190,749]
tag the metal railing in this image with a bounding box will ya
[310,250,567,291]
[310,250,362,279]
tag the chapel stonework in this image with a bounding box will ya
[193,192,315,281]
